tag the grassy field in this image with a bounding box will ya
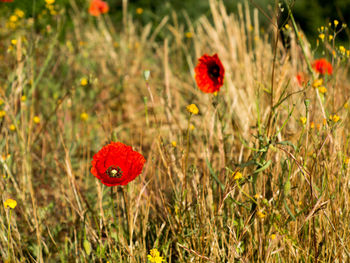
[1,0,350,262]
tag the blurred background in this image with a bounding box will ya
[1,0,350,43]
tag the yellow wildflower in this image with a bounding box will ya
[285,24,290,30]
[45,0,55,4]
[270,234,276,240]
[320,26,324,31]
[4,198,17,209]
[300,116,307,125]
[347,50,350,58]
[233,171,243,180]
[345,158,350,165]
[0,110,5,118]
[136,8,143,15]
[11,39,17,46]
[147,248,165,263]
[21,95,26,102]
[329,35,333,41]
[339,46,346,55]
[312,79,323,88]
[14,9,25,18]
[171,141,177,147]
[344,102,348,109]
[190,124,195,130]
[0,99,3,105]
[318,33,325,41]
[254,194,262,199]
[186,104,199,115]
[185,32,192,38]
[334,20,339,27]
[257,211,266,219]
[318,86,327,94]
[33,116,40,124]
[80,112,89,121]
[9,15,18,23]
[80,78,88,86]
[9,124,16,131]
[330,114,340,123]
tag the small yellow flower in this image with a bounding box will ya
[285,24,290,30]
[80,112,89,121]
[0,99,3,106]
[347,50,350,58]
[254,194,262,199]
[344,102,348,109]
[11,39,17,46]
[190,124,195,130]
[33,116,40,124]
[328,35,333,41]
[257,210,266,219]
[147,248,165,263]
[45,0,55,4]
[4,198,17,209]
[136,8,143,15]
[21,95,26,102]
[186,104,199,115]
[0,110,5,118]
[80,78,88,86]
[171,141,177,147]
[318,86,327,94]
[320,26,324,31]
[14,9,25,18]
[300,116,307,125]
[185,32,192,38]
[344,158,350,165]
[312,79,323,88]
[9,124,16,131]
[113,42,119,48]
[9,15,18,23]
[318,33,325,41]
[334,20,339,27]
[330,114,340,123]
[339,46,346,55]
[270,234,276,240]
[233,171,243,180]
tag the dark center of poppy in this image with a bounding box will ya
[208,64,221,79]
[106,165,123,178]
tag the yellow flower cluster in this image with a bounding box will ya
[329,114,340,123]
[299,116,307,125]
[233,171,243,180]
[45,0,57,16]
[147,249,165,263]
[186,104,199,115]
[6,9,25,30]
[4,198,17,209]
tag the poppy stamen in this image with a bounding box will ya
[106,165,123,178]
[209,64,221,78]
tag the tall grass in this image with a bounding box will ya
[0,0,349,262]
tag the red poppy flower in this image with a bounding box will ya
[0,0,14,2]
[91,142,146,186]
[89,0,109,17]
[194,54,225,93]
[312,58,333,75]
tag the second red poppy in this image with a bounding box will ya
[194,54,225,93]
